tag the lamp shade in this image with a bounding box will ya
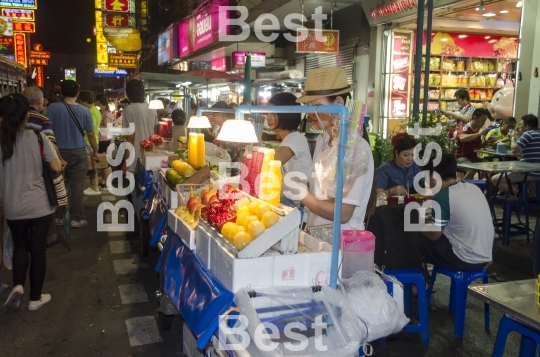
[216,120,259,143]
[149,99,164,109]
[187,115,211,129]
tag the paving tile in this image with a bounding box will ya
[125,316,163,346]
[113,258,138,275]
[118,284,149,304]
[109,241,131,254]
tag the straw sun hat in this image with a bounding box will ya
[296,67,355,104]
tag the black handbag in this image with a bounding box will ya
[35,131,67,207]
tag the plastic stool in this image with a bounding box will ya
[427,267,490,339]
[492,314,540,357]
[462,179,487,196]
[383,268,430,345]
[490,186,531,245]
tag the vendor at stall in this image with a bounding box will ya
[296,68,374,230]
[266,92,312,208]
[375,133,422,197]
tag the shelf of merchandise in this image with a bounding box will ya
[413,55,517,112]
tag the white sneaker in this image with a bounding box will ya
[71,219,88,228]
[28,294,51,311]
[84,188,101,196]
[4,285,23,311]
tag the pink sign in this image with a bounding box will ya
[421,31,518,58]
[390,31,413,118]
[178,0,230,58]
[211,57,226,72]
[232,51,266,69]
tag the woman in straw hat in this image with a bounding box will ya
[296,67,374,230]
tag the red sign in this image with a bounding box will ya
[370,0,417,20]
[30,58,48,66]
[33,43,42,51]
[103,0,135,13]
[2,9,35,21]
[389,30,413,118]
[422,31,518,59]
[30,50,50,59]
[35,66,44,87]
[13,21,35,33]
[0,36,14,46]
[104,13,134,27]
[295,29,339,54]
[108,53,137,68]
[14,33,26,67]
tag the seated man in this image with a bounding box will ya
[484,116,517,148]
[421,154,493,272]
[455,108,490,179]
[491,114,540,196]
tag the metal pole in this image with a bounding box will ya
[412,0,425,118]
[422,0,434,116]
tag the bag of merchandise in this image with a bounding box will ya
[205,141,231,166]
[229,285,364,357]
[341,271,409,342]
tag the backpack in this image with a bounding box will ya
[366,204,423,269]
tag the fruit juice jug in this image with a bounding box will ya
[158,122,167,139]
[267,160,282,207]
[240,153,252,193]
[196,133,205,168]
[188,132,198,167]
[252,147,266,197]
[258,149,275,199]
[162,118,173,140]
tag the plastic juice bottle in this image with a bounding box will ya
[267,160,282,207]
[240,152,252,192]
[196,133,205,168]
[188,132,198,167]
[252,147,266,197]
[258,149,275,199]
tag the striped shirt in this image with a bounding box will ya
[516,128,540,176]
[25,108,56,145]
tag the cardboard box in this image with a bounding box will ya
[142,151,169,170]
[87,153,109,170]
[167,209,197,250]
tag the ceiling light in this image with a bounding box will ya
[516,1,522,8]
[149,100,164,110]
[458,35,467,38]
[489,39,497,43]
[500,10,509,13]
[216,120,259,143]
[475,6,484,11]
[441,38,448,42]
[482,12,496,17]
[187,116,211,129]
[485,36,491,39]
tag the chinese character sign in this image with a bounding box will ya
[35,66,44,87]
[296,29,339,54]
[14,32,25,67]
[12,21,34,33]
[0,36,14,46]
[108,53,136,68]
[389,30,413,118]
[30,58,48,65]
[103,0,135,13]
[2,9,34,21]
[104,13,134,27]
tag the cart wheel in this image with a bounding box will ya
[141,218,150,257]
[159,312,173,331]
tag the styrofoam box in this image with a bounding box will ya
[167,210,197,250]
[142,151,169,170]
[199,228,341,293]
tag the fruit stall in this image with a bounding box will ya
[147,104,367,356]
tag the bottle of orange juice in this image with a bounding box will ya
[188,132,198,167]
[196,133,205,168]
[267,160,282,207]
[258,149,275,199]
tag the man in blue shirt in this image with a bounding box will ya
[47,81,98,228]
[490,114,540,196]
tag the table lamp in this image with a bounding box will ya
[149,100,164,109]
[216,119,259,143]
[187,116,212,129]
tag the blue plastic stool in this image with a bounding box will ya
[492,314,540,357]
[427,267,490,339]
[382,268,430,345]
[490,183,531,245]
[462,179,487,196]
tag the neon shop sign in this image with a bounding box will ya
[370,0,418,19]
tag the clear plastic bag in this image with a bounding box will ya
[3,224,13,270]
[205,141,231,166]
[230,285,363,357]
[314,130,371,199]
[341,271,409,342]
